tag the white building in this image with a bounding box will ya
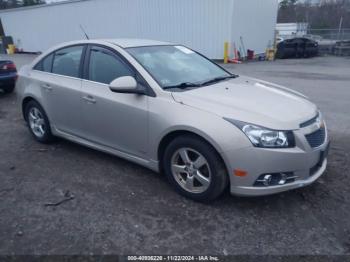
[0,0,278,59]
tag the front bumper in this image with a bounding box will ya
[231,158,327,196]
[223,124,329,196]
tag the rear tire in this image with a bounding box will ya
[24,100,54,143]
[162,135,228,201]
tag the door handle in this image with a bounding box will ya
[41,83,52,91]
[82,95,96,104]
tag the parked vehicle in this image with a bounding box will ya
[0,60,17,93]
[16,39,329,201]
[276,38,319,59]
[276,36,284,44]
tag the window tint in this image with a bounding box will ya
[33,61,42,71]
[52,46,84,78]
[34,54,53,72]
[42,54,53,72]
[88,48,133,84]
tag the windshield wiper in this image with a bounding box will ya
[163,74,238,90]
[200,74,238,86]
[163,82,200,90]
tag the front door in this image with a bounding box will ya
[81,45,148,157]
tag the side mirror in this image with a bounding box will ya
[109,76,144,94]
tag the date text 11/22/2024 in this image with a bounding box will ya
[127,256,220,261]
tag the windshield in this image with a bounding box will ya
[126,45,233,89]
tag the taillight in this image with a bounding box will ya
[2,63,16,70]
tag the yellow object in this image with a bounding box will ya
[8,44,15,55]
[224,42,229,64]
[266,48,275,61]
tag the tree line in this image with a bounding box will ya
[278,0,350,29]
[0,0,45,9]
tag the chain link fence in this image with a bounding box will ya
[307,28,350,41]
[277,28,350,41]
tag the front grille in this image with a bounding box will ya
[310,142,330,176]
[305,127,326,148]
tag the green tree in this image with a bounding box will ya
[278,0,350,28]
[22,0,45,6]
[0,0,45,9]
[278,0,298,23]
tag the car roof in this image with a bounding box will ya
[30,38,175,69]
[104,38,173,48]
[62,38,173,48]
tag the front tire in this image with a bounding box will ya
[163,135,228,201]
[24,100,54,143]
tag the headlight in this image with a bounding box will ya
[224,118,295,148]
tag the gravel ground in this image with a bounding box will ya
[0,54,349,255]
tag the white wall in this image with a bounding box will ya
[0,0,278,59]
[231,0,278,56]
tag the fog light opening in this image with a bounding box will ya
[278,173,288,185]
[254,172,296,187]
[263,174,272,186]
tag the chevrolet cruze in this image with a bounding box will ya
[16,39,330,201]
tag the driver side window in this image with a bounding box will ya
[88,47,133,84]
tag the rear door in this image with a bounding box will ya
[305,39,318,56]
[33,45,86,135]
[283,39,297,58]
[80,45,149,157]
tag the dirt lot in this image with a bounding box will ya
[0,55,350,255]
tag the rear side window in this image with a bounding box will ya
[42,54,53,72]
[33,54,53,72]
[52,45,84,78]
[88,48,133,84]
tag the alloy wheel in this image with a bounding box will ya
[28,107,46,138]
[170,147,211,194]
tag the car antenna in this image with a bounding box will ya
[79,24,90,40]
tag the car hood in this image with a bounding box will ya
[171,76,317,130]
